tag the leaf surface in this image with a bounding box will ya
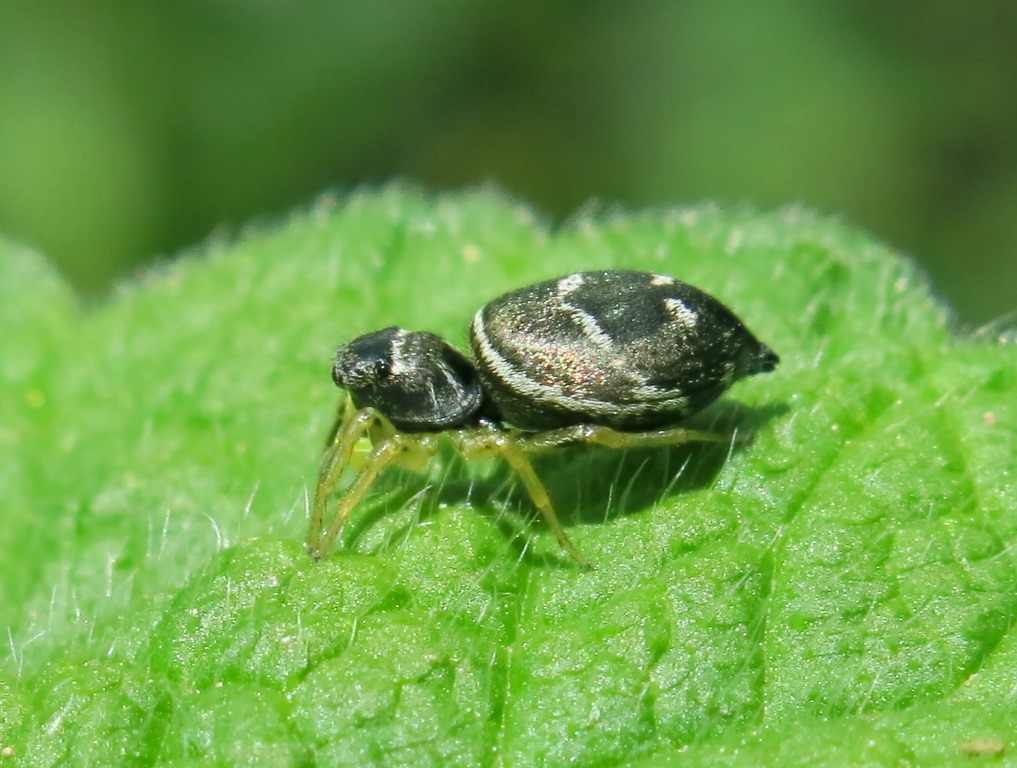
[1,189,1014,766]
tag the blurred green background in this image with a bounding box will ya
[0,1,1014,324]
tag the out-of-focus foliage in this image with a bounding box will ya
[0,1,1015,322]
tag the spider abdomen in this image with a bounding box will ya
[469,270,778,430]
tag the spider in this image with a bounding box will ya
[307,270,779,566]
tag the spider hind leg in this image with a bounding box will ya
[515,423,728,454]
[454,421,728,568]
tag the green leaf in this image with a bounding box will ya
[1,188,1014,766]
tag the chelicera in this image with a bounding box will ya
[307,270,779,566]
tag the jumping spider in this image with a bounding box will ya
[308,270,778,566]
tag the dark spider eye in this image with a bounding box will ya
[352,357,389,380]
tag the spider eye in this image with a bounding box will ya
[354,356,390,381]
[373,358,391,378]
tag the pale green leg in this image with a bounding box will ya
[515,423,726,453]
[308,402,391,559]
[456,430,592,568]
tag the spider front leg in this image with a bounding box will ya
[308,400,386,559]
[308,398,435,560]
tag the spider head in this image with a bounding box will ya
[332,327,484,432]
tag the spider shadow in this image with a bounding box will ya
[340,399,786,564]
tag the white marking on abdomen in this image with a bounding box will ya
[664,297,699,329]
[556,273,585,296]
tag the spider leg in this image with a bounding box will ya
[311,434,414,560]
[308,403,392,559]
[514,423,727,454]
[321,391,355,448]
[456,431,591,568]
